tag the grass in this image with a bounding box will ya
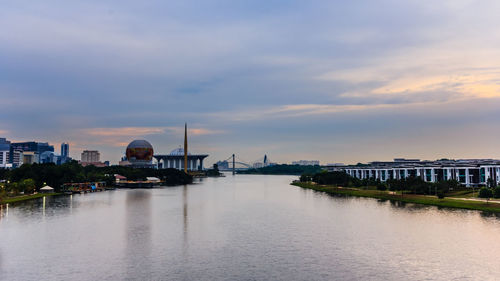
[292,182,500,213]
[0,193,61,204]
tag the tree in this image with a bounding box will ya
[435,180,459,195]
[19,179,36,194]
[312,171,351,186]
[300,174,313,182]
[206,164,222,177]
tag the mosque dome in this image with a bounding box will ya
[126,140,154,161]
[170,147,191,156]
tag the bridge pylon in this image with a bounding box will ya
[232,154,235,175]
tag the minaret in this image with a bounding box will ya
[184,123,188,173]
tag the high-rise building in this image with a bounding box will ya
[0,138,11,168]
[9,141,54,166]
[61,143,69,158]
[81,150,100,163]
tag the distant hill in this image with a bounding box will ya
[237,164,324,175]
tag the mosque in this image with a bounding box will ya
[154,147,208,171]
[120,124,208,171]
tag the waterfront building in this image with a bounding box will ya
[152,124,209,171]
[121,140,155,168]
[81,150,100,163]
[292,160,320,166]
[327,158,500,187]
[154,147,208,171]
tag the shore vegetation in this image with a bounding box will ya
[238,164,323,175]
[0,161,192,204]
[293,171,500,213]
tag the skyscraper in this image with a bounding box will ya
[61,142,69,158]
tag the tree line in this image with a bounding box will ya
[239,164,323,175]
[300,171,463,198]
[0,161,192,196]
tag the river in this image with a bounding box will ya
[1,174,500,280]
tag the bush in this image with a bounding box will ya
[437,190,445,199]
[377,182,387,191]
[312,171,351,186]
[300,174,313,182]
[493,187,500,199]
[478,188,493,199]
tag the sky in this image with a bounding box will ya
[1,0,500,165]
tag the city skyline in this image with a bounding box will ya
[2,1,500,164]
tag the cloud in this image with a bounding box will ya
[165,127,225,136]
[3,0,500,163]
[209,103,404,121]
[84,127,166,137]
[316,44,500,103]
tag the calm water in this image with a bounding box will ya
[1,174,500,281]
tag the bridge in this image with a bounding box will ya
[216,154,272,174]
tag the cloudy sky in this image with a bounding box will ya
[2,0,500,165]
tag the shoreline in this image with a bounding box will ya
[1,193,62,205]
[292,182,500,213]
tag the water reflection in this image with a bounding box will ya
[0,203,8,221]
[2,175,500,281]
[125,190,152,279]
[183,185,188,248]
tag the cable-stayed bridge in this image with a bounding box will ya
[216,154,272,173]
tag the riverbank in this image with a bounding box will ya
[0,193,62,204]
[292,182,500,213]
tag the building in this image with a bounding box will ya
[251,154,276,168]
[120,140,155,168]
[153,124,209,171]
[328,158,500,187]
[9,141,54,167]
[61,143,69,158]
[0,150,9,168]
[81,150,100,163]
[0,138,11,168]
[23,151,38,165]
[215,160,229,170]
[10,149,23,167]
[154,147,208,171]
[292,160,320,166]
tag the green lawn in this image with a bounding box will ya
[292,182,500,213]
[0,193,61,204]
